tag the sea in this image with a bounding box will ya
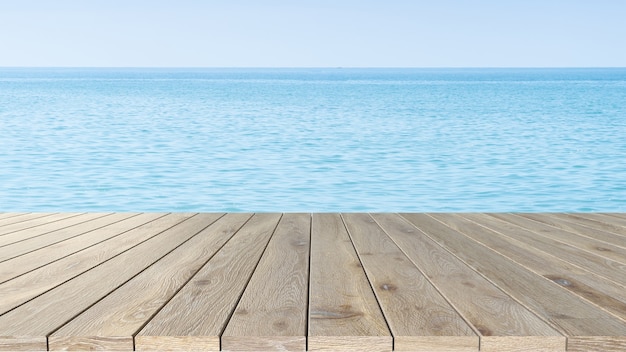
[1,68,625,212]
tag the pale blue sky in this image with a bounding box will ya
[1,0,624,67]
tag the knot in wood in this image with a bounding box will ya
[290,239,307,247]
[273,320,288,330]
[553,278,571,286]
[475,325,493,336]
[380,283,397,291]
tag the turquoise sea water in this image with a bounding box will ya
[1,68,625,212]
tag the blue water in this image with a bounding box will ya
[1,68,626,212]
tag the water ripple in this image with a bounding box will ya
[1,68,626,212]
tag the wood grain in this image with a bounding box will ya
[480,336,565,352]
[0,336,46,352]
[425,213,626,349]
[0,213,624,351]
[135,213,282,352]
[586,213,626,233]
[0,213,47,225]
[604,213,626,220]
[0,213,196,351]
[221,213,310,351]
[515,214,626,258]
[0,213,94,245]
[522,213,626,248]
[0,212,135,263]
[136,336,219,351]
[307,336,392,351]
[486,213,626,285]
[0,213,142,283]
[0,213,80,236]
[347,213,478,351]
[49,213,236,351]
[307,213,391,351]
[0,213,168,313]
[0,213,24,221]
[567,336,626,352]
[458,213,626,322]
[556,213,626,238]
[391,213,565,351]
[579,212,626,225]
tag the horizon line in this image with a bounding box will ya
[1,66,625,69]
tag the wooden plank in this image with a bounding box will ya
[0,213,27,221]
[390,213,565,352]
[344,213,478,351]
[519,213,626,250]
[487,213,626,285]
[0,213,81,237]
[566,337,626,352]
[135,213,282,352]
[0,213,105,247]
[495,214,626,265]
[49,213,243,351]
[552,213,626,239]
[0,213,45,226]
[604,213,626,226]
[427,213,626,351]
[0,213,135,263]
[552,213,626,243]
[0,213,162,285]
[0,213,173,314]
[0,212,622,351]
[0,337,46,352]
[0,213,199,350]
[221,213,310,351]
[457,213,626,322]
[0,213,198,351]
[605,213,626,220]
[564,213,626,238]
[307,213,391,351]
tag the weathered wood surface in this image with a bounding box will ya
[0,213,150,283]
[483,214,626,285]
[392,213,565,352]
[420,213,626,351]
[0,213,94,245]
[497,214,626,265]
[455,214,626,321]
[48,213,231,350]
[0,213,53,225]
[555,213,626,238]
[0,213,170,312]
[0,213,195,351]
[519,213,626,249]
[0,213,625,351]
[0,213,63,232]
[136,213,281,351]
[221,213,310,351]
[343,213,478,351]
[0,213,136,263]
[308,213,391,351]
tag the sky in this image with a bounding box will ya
[0,0,624,67]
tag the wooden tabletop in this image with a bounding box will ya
[0,212,624,351]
